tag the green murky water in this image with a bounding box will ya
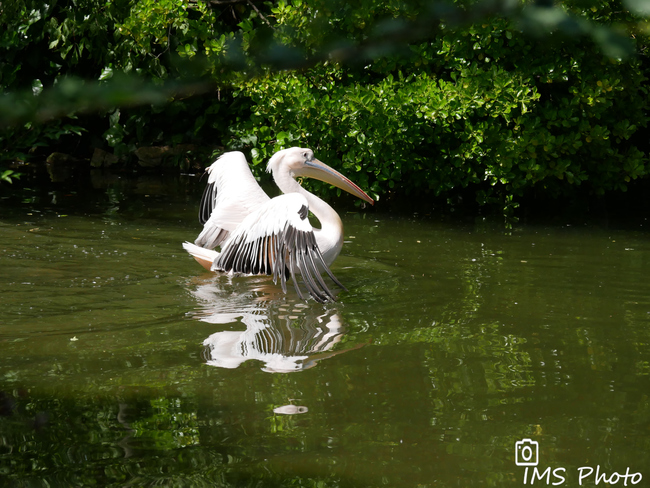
[1,175,649,487]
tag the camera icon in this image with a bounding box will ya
[515,439,539,466]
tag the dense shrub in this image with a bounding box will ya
[1,0,649,212]
[0,0,244,164]
[228,7,650,208]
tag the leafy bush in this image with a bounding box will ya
[229,61,540,202]
[1,0,649,213]
[0,0,247,168]
[226,4,650,209]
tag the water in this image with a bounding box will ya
[1,174,649,487]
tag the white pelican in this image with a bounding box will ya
[183,147,374,302]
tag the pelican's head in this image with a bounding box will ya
[266,147,374,205]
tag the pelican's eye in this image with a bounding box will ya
[303,151,312,161]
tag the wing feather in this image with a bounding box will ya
[211,194,344,303]
[195,152,270,249]
[198,179,216,225]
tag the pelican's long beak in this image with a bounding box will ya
[298,159,375,205]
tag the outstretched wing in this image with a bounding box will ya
[195,151,270,249]
[212,193,347,303]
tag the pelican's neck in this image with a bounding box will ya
[274,172,344,265]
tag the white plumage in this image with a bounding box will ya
[195,151,269,248]
[183,147,374,302]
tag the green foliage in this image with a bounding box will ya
[114,0,224,78]
[1,0,649,209]
[0,0,128,166]
[0,0,249,168]
[1,169,19,183]
[230,60,540,203]
[226,4,650,206]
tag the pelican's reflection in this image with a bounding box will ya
[188,276,359,373]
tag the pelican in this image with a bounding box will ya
[183,147,374,302]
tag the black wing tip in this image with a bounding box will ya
[286,229,345,303]
[213,221,347,303]
[298,204,309,221]
[198,181,216,225]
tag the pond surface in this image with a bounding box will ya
[1,173,649,487]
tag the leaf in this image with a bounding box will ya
[31,79,43,96]
[99,67,114,81]
[1,170,19,183]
